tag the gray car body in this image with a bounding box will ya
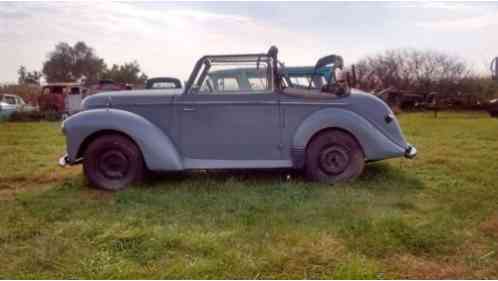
[62,86,412,171]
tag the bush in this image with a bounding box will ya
[7,111,61,122]
[8,111,45,122]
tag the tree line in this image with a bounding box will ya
[353,48,497,99]
[13,43,498,99]
[17,41,148,85]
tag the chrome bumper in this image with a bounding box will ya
[405,145,417,159]
[58,154,82,167]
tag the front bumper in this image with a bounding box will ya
[58,154,82,167]
[404,145,417,159]
[58,154,69,167]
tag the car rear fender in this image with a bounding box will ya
[64,108,183,171]
[292,108,406,167]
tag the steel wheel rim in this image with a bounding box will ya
[97,150,130,180]
[318,145,350,175]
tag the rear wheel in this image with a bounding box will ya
[83,134,144,191]
[305,130,365,184]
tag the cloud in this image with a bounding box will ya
[416,10,498,31]
[2,2,496,83]
[0,2,345,82]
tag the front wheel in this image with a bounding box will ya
[305,130,365,184]
[83,134,145,191]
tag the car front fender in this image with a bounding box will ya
[292,108,407,166]
[63,108,183,171]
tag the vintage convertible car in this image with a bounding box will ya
[60,46,416,191]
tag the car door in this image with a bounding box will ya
[177,73,282,163]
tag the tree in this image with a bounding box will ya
[354,48,472,95]
[18,65,42,85]
[42,42,106,83]
[17,66,26,84]
[102,61,148,84]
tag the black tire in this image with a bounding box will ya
[305,130,365,184]
[83,134,145,191]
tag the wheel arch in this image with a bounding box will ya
[304,127,365,157]
[292,107,406,167]
[76,129,141,160]
[64,108,183,171]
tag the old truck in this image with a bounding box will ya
[486,57,498,117]
[60,47,416,191]
[38,81,132,119]
[38,83,89,118]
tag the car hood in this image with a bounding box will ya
[82,89,183,109]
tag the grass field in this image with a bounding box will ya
[0,111,497,279]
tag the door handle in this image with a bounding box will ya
[183,107,196,112]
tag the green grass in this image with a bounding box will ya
[1,111,498,279]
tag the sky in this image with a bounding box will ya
[1,1,498,83]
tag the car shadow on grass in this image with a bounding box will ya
[137,161,424,193]
[41,161,424,211]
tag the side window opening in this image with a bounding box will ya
[4,96,16,105]
[248,76,268,91]
[216,77,239,91]
[193,55,273,95]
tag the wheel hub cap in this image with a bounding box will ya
[98,150,129,179]
[319,145,350,175]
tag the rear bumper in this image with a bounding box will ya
[404,144,417,159]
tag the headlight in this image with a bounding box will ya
[490,98,498,104]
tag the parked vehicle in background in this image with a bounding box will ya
[491,57,497,81]
[486,98,498,117]
[488,57,498,117]
[425,91,483,110]
[88,80,132,94]
[38,83,88,118]
[374,88,426,111]
[0,94,36,119]
[60,46,416,191]
[145,77,182,89]
[38,80,133,119]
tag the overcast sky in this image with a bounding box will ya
[1,1,497,83]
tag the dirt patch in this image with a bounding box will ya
[0,183,55,201]
[384,254,468,279]
[0,167,80,200]
[480,213,498,239]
